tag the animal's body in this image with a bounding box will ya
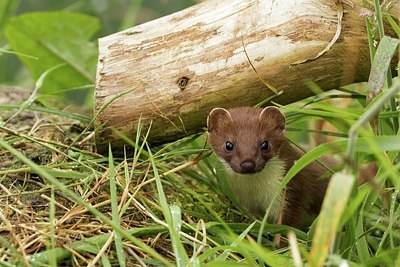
[207,106,331,227]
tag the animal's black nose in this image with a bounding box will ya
[240,160,256,173]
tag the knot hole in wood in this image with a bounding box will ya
[177,76,189,90]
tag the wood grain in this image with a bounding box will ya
[94,0,398,153]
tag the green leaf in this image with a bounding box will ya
[385,15,400,38]
[0,0,19,38]
[147,145,189,266]
[216,221,257,262]
[309,171,354,266]
[355,213,370,263]
[4,12,99,100]
[283,135,400,190]
[0,103,91,123]
[364,247,400,266]
[108,146,126,267]
[367,36,399,99]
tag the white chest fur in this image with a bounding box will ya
[223,156,286,222]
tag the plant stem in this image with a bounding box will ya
[373,0,399,133]
[347,81,400,162]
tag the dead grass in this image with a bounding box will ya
[0,88,237,265]
[2,87,399,266]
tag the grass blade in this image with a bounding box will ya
[0,139,171,266]
[108,145,126,267]
[355,214,370,263]
[308,171,354,266]
[147,143,189,266]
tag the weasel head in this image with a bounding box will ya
[207,106,286,174]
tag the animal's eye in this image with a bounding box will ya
[260,141,269,150]
[225,141,234,151]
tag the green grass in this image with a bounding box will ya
[1,83,399,266]
[1,1,400,267]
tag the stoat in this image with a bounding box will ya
[207,106,331,227]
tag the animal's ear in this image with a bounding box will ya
[207,108,233,133]
[259,106,286,132]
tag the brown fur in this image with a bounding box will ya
[207,106,331,228]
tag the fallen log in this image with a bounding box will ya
[94,0,398,153]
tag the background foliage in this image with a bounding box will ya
[0,0,197,105]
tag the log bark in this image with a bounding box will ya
[94,0,398,153]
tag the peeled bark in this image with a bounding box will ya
[94,0,398,152]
